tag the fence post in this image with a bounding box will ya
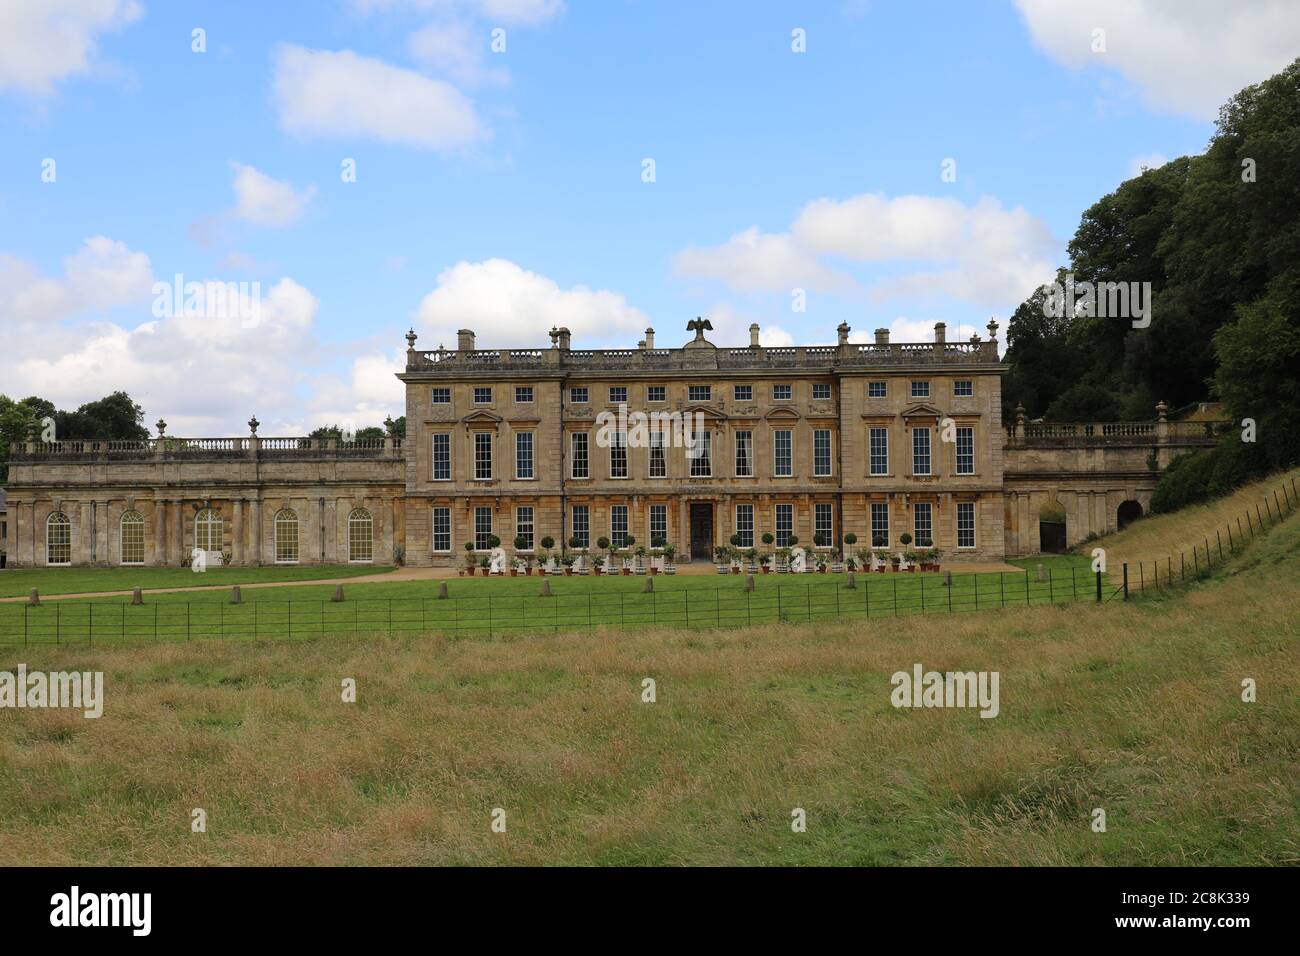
[488,595,493,638]
[89,604,93,647]
[921,575,925,612]
[1180,552,1185,581]
[1095,569,1102,603]
[1204,538,1211,568]
[1071,566,1076,599]
[999,572,1004,608]
[1048,568,1054,603]
[1217,530,1223,561]
[746,589,751,625]
[1122,563,1129,600]
[1193,547,1199,576]
[56,604,60,645]
[23,604,27,646]
[803,585,809,622]
[1024,569,1030,605]
[187,602,191,641]
[892,576,897,616]
[774,585,779,622]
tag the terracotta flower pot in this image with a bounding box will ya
[564,568,573,576]
[510,569,517,577]
[761,566,770,574]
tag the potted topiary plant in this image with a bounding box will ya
[662,542,677,575]
[714,545,730,575]
[478,554,490,576]
[592,554,605,574]
[539,536,555,573]
[513,535,529,575]
[620,535,635,574]
[464,540,476,575]
[569,536,587,574]
[561,553,575,575]
[816,553,827,573]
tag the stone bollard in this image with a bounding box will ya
[845,570,856,589]
[1036,563,1047,583]
[231,585,243,605]
[28,588,40,607]
[644,576,653,593]
[438,582,449,600]
[331,585,345,603]
[132,586,143,606]
[745,573,755,592]
[540,579,552,597]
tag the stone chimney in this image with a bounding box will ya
[557,327,571,350]
[644,327,655,349]
[934,322,946,344]
[457,329,475,351]
[875,328,890,346]
[749,323,760,347]
[837,321,850,346]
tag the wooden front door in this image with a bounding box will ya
[689,503,713,560]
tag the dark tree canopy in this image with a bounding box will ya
[1003,55,1300,473]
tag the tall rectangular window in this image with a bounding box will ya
[910,381,929,398]
[689,429,711,477]
[735,504,754,548]
[611,505,628,547]
[432,433,451,481]
[431,387,450,404]
[869,427,888,475]
[649,430,666,478]
[775,504,793,547]
[571,432,589,478]
[610,431,628,478]
[912,427,931,476]
[774,430,792,477]
[772,383,792,401]
[571,505,589,548]
[688,384,711,402]
[473,386,493,404]
[733,384,753,401]
[815,503,832,546]
[474,506,493,550]
[868,381,886,398]
[735,430,753,476]
[954,379,973,397]
[812,383,831,400]
[813,429,832,477]
[955,426,974,475]
[570,386,589,404]
[514,386,533,403]
[516,507,534,550]
[515,431,534,479]
[650,505,667,545]
[956,502,976,549]
[474,432,492,480]
[871,502,889,548]
[432,507,451,552]
[913,503,933,548]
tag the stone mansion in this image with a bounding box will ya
[2,320,1224,569]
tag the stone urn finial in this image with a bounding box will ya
[837,321,850,345]
[549,326,560,346]
[1015,402,1026,425]
[248,415,260,435]
[405,328,418,350]
[155,418,167,437]
[1156,400,1168,423]
[384,414,395,436]
[987,318,999,341]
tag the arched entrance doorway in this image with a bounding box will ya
[1038,502,1067,553]
[1117,499,1143,531]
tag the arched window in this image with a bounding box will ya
[348,508,373,563]
[120,510,145,565]
[275,509,299,564]
[46,511,71,566]
[195,508,223,553]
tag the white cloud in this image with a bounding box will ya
[0,239,406,435]
[414,258,648,349]
[228,162,315,227]
[673,227,857,294]
[272,44,486,150]
[676,193,1059,311]
[0,0,142,95]
[408,21,510,86]
[1127,152,1169,177]
[1015,0,1300,120]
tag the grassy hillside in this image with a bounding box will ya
[0,512,1295,866]
[1077,468,1300,570]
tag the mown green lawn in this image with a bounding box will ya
[0,563,1113,644]
[0,564,393,599]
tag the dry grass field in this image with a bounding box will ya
[0,503,1296,866]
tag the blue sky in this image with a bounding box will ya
[2,0,1294,434]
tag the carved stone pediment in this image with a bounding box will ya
[764,407,801,421]
[900,402,944,420]
[461,410,503,429]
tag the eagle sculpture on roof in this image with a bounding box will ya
[687,316,713,339]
